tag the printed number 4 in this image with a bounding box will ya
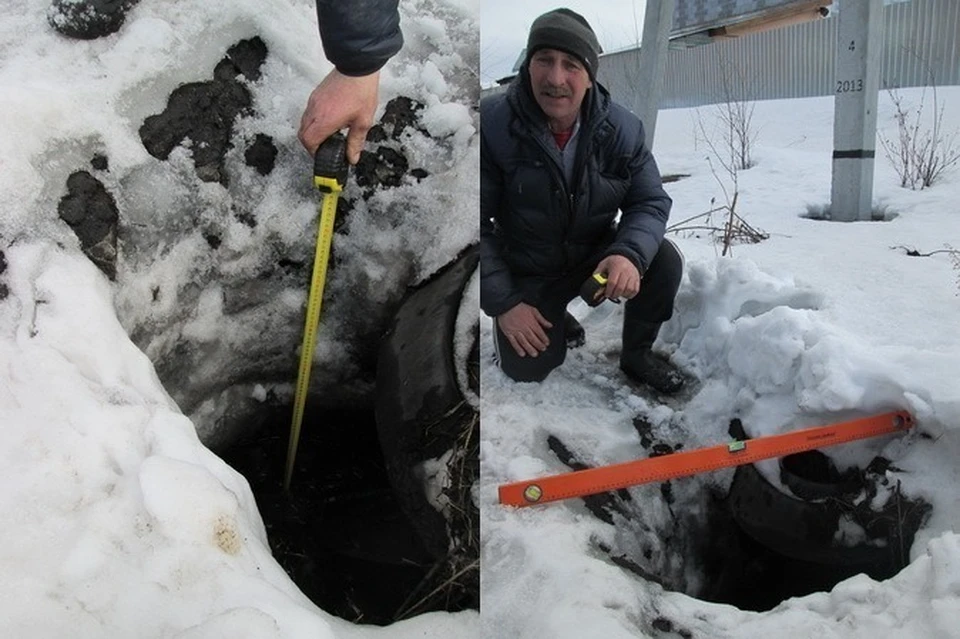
[849,40,856,51]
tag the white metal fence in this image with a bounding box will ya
[481,0,959,107]
[601,0,959,108]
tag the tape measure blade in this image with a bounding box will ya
[310,193,338,302]
[284,191,341,490]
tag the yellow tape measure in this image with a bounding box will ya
[284,133,349,491]
[579,272,609,307]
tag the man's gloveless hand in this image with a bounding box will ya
[497,303,553,357]
[595,254,641,300]
[298,69,379,164]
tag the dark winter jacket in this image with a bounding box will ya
[480,67,673,317]
[315,0,403,76]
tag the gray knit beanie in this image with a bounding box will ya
[526,8,602,78]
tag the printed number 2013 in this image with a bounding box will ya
[836,79,864,93]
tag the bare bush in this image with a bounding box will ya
[878,82,960,190]
[667,156,768,257]
[680,50,765,256]
[948,244,960,296]
[891,244,960,295]
[694,50,759,174]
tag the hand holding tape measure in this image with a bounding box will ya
[579,255,642,306]
[579,272,611,307]
[284,133,349,492]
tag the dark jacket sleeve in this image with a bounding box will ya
[603,111,672,274]
[315,0,403,76]
[480,101,523,317]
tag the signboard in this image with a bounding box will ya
[672,0,829,39]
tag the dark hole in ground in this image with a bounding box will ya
[697,454,930,612]
[553,423,931,615]
[780,449,862,500]
[216,402,444,625]
[697,487,883,612]
[801,203,898,222]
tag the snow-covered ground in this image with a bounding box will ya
[480,87,960,638]
[0,0,478,636]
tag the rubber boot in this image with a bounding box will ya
[620,320,685,395]
[564,311,585,349]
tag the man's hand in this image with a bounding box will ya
[497,303,553,358]
[298,69,379,164]
[596,254,641,300]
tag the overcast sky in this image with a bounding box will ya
[480,0,648,86]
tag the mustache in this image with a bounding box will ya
[539,85,572,98]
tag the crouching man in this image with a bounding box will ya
[480,8,684,393]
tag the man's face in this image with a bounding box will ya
[528,48,592,129]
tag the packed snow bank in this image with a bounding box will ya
[0,241,481,636]
[480,88,960,637]
[0,242,479,637]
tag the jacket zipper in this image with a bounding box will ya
[530,133,573,222]
[530,120,598,244]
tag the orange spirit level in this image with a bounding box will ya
[498,410,913,507]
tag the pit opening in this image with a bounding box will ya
[216,399,475,625]
[696,491,873,611]
[203,247,479,626]
[699,452,930,611]
[555,423,931,617]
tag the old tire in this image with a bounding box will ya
[374,245,478,559]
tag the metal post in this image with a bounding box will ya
[634,0,675,144]
[830,0,884,221]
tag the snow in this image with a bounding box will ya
[456,266,481,407]
[480,87,960,637]
[0,0,478,636]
